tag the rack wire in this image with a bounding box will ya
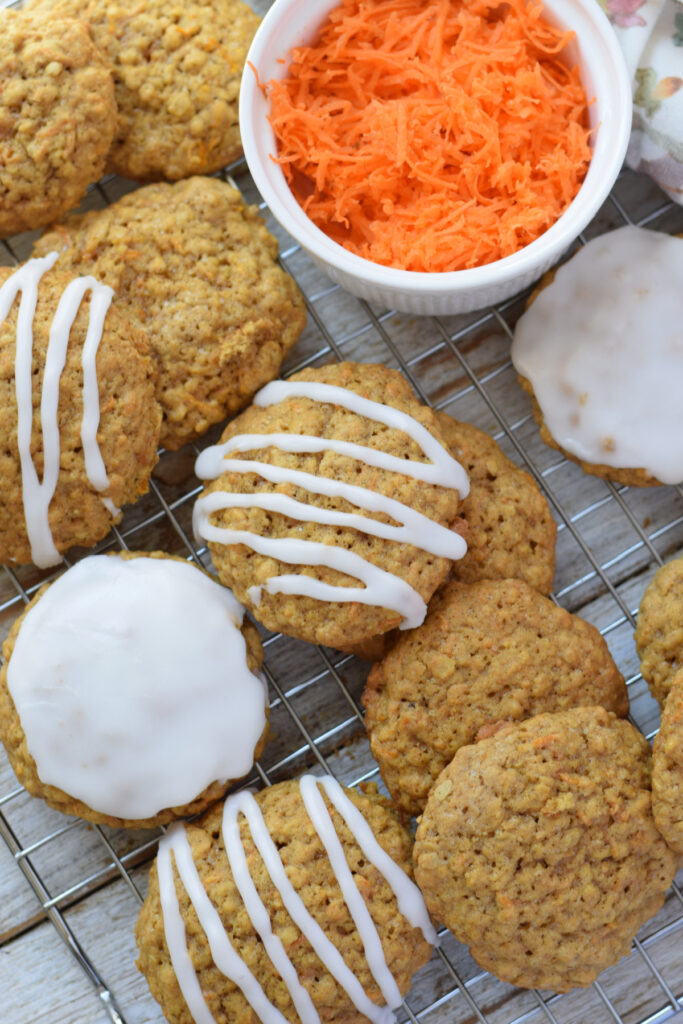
[0,13,682,1022]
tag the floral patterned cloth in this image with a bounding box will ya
[598,0,683,201]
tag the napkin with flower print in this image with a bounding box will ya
[598,0,683,202]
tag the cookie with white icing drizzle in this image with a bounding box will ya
[193,362,468,651]
[0,552,269,828]
[34,177,307,450]
[511,226,683,487]
[136,776,435,1024]
[0,254,161,567]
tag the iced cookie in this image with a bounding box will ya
[414,707,677,992]
[34,177,306,449]
[363,578,628,816]
[0,10,116,236]
[0,552,268,828]
[136,775,436,1024]
[511,226,683,486]
[193,362,469,651]
[0,253,161,567]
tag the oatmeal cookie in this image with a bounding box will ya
[0,552,268,829]
[413,707,677,992]
[436,412,556,594]
[511,227,683,487]
[0,256,161,567]
[136,777,435,1024]
[0,10,116,237]
[192,362,468,650]
[517,376,659,487]
[363,578,628,816]
[35,177,306,449]
[635,554,683,708]
[652,668,683,854]
[24,0,260,181]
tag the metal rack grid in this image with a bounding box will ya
[1,22,683,1024]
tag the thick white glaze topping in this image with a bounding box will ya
[511,226,683,484]
[156,775,435,1024]
[0,253,116,567]
[6,555,267,820]
[193,378,468,629]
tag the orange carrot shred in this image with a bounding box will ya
[265,0,592,272]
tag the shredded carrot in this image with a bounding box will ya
[266,0,592,272]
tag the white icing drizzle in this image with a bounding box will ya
[195,459,464,559]
[158,823,290,1024]
[253,381,470,497]
[101,495,120,518]
[221,794,321,1024]
[194,512,428,630]
[157,831,221,1024]
[510,226,683,484]
[78,277,118,508]
[5,253,61,567]
[314,776,438,946]
[156,776,436,1024]
[0,253,117,567]
[298,775,403,1009]
[194,378,468,629]
[222,789,395,1024]
[195,431,469,495]
[6,555,267,819]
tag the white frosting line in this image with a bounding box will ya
[78,277,115,492]
[511,226,683,484]
[157,829,221,1024]
[7,555,267,819]
[221,795,321,1024]
[195,459,466,560]
[222,790,395,1024]
[157,777,436,1024]
[252,380,470,497]
[316,776,438,945]
[298,775,402,1010]
[101,496,120,518]
[1,254,117,567]
[194,376,468,629]
[192,510,427,630]
[196,430,468,495]
[158,823,290,1024]
[4,252,61,568]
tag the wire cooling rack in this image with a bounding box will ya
[1,7,683,1022]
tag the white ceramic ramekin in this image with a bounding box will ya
[240,0,632,316]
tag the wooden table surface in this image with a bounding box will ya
[0,1,682,1019]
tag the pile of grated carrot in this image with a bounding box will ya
[266,0,593,273]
